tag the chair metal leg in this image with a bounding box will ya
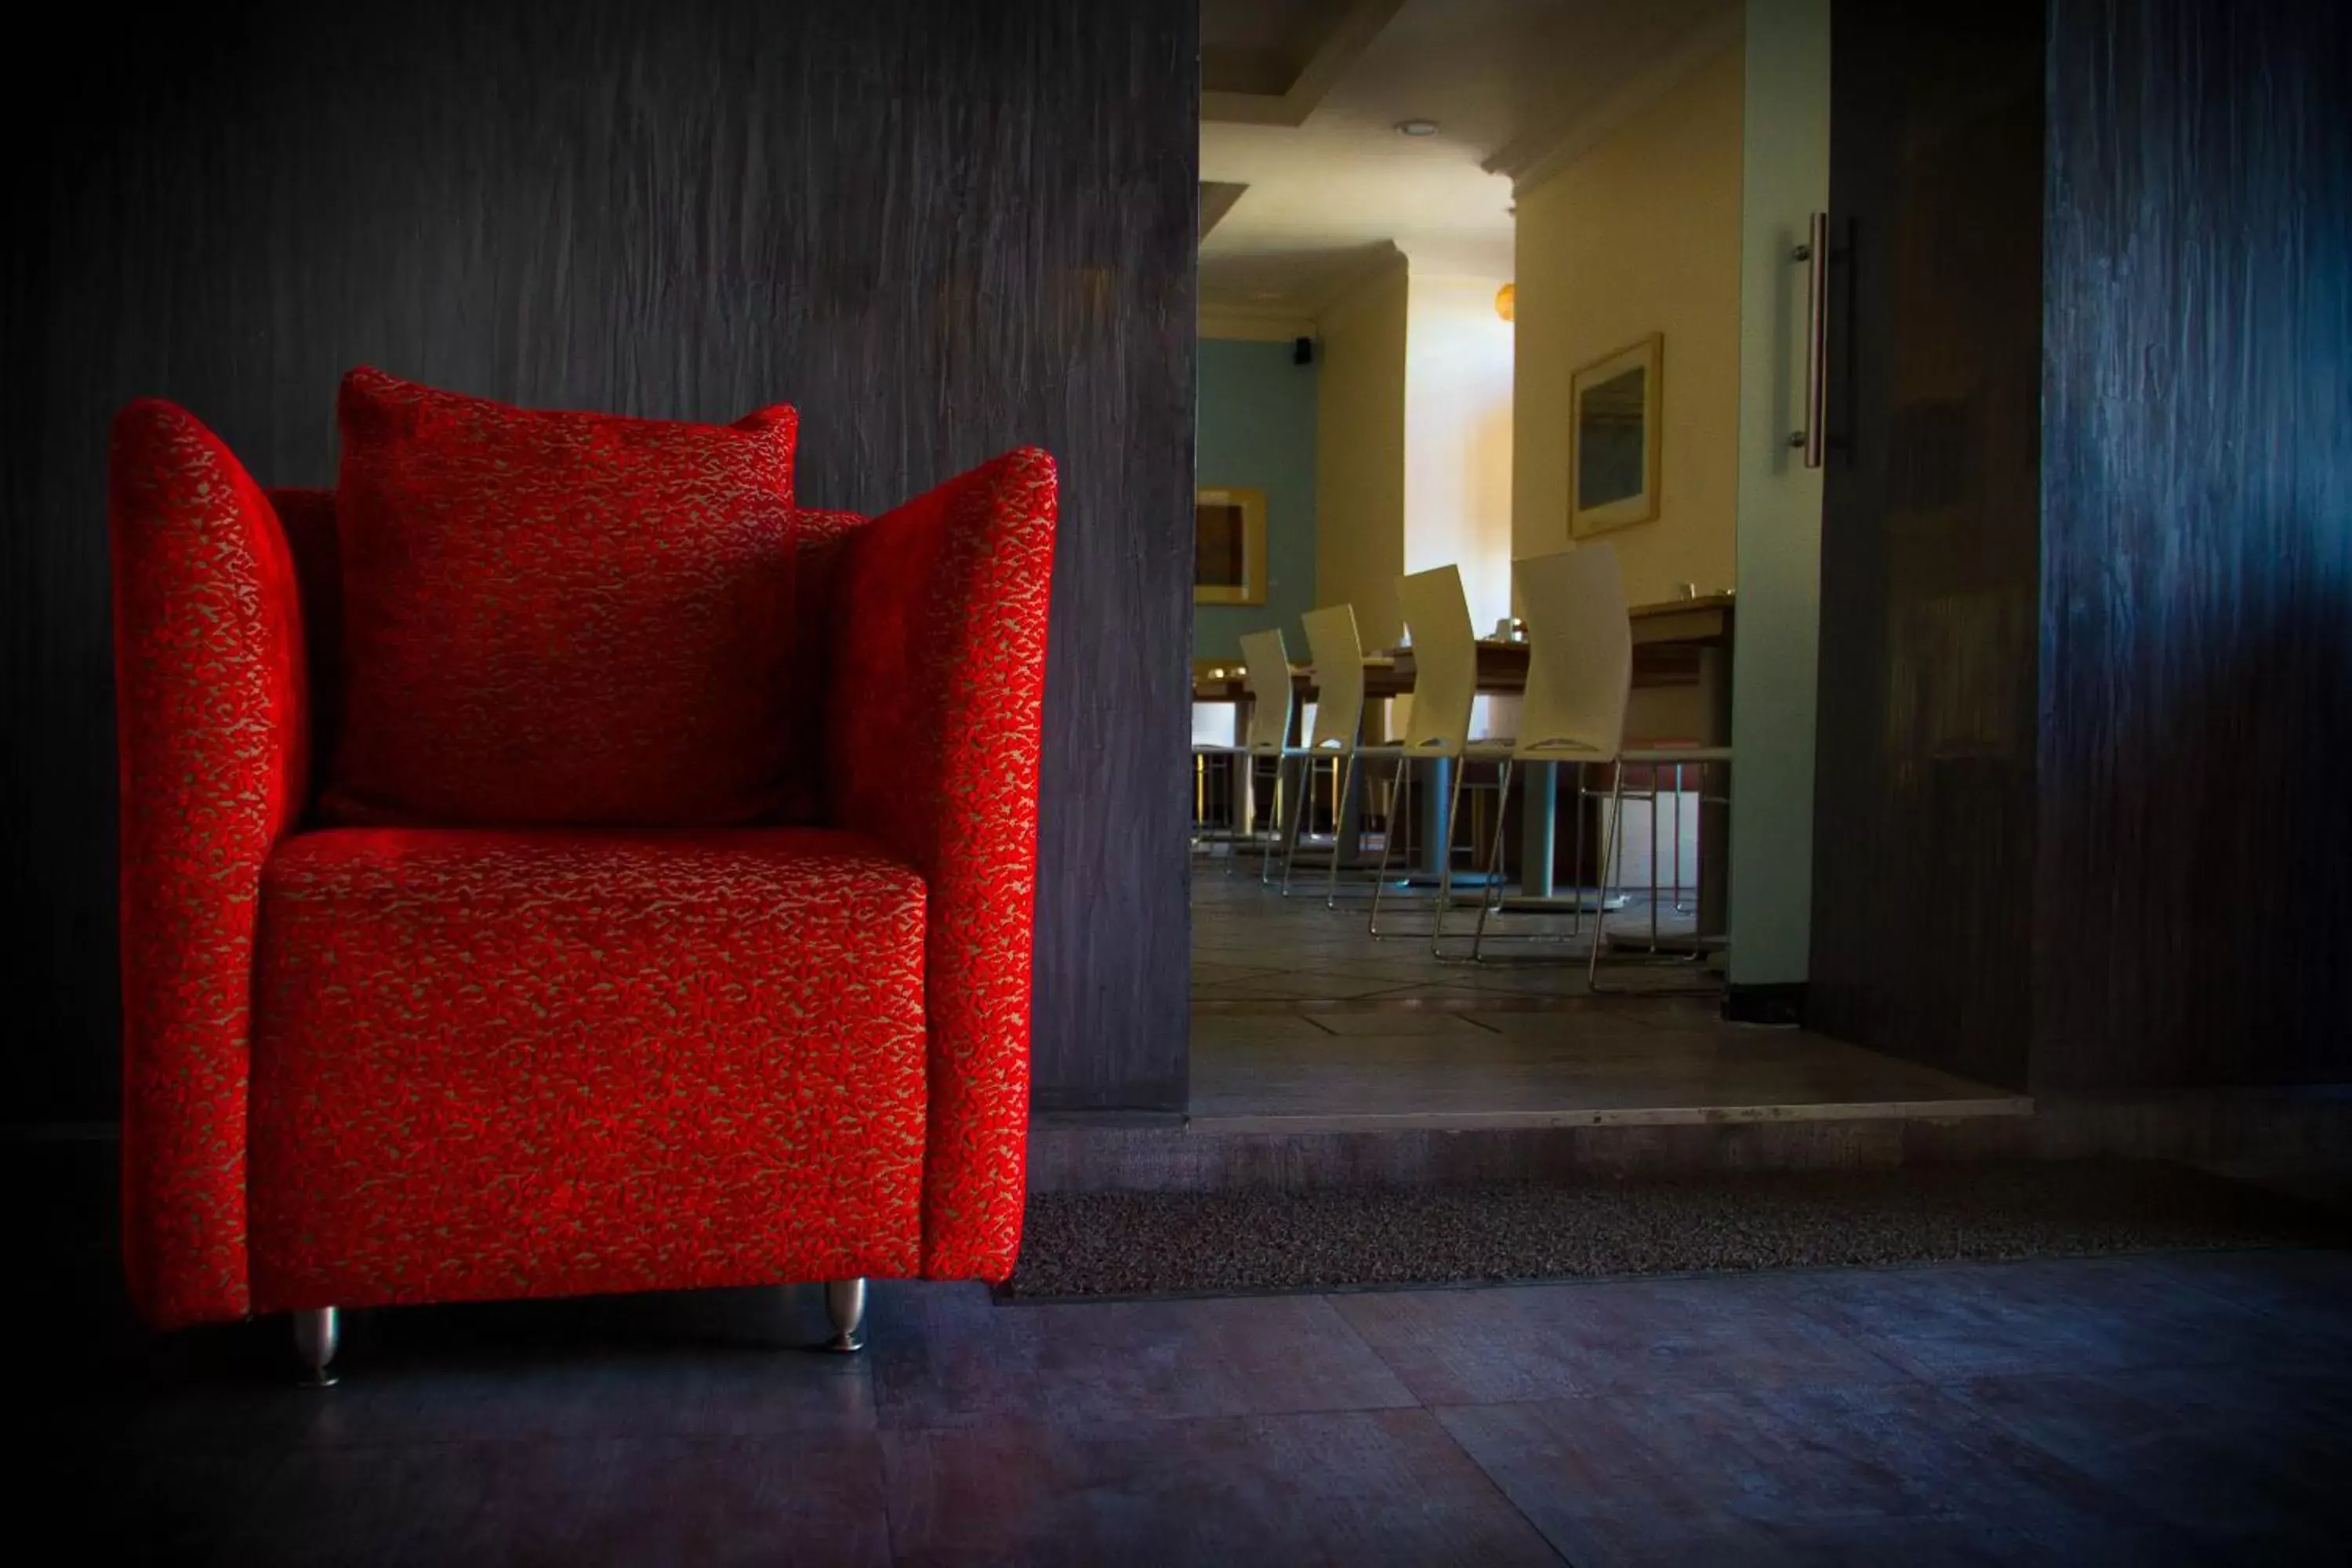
[1649,764,1663,949]
[1470,758,1515,964]
[292,1307,339,1388]
[1221,752,1238,879]
[1368,756,1410,937]
[821,1278,868,1353]
[1279,754,1315,896]
[1258,753,1283,884]
[1429,756,1469,957]
[1671,764,1691,914]
[1589,765,1627,987]
[1327,750,1359,909]
[1570,762,1589,938]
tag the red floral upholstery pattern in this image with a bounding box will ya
[111,401,310,1328]
[827,449,1059,1282]
[327,368,804,827]
[248,827,927,1312]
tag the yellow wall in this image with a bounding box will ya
[1511,43,1745,608]
[1312,252,1410,647]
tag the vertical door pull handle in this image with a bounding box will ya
[1792,211,1830,468]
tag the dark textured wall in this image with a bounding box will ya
[1809,0,2048,1089]
[2,0,1196,1122]
[2037,0,2352,1087]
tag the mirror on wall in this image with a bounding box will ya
[1194,485,1269,604]
[1570,333,1663,536]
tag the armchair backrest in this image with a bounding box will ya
[259,488,856,825]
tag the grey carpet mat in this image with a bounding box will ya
[1005,1161,2348,1300]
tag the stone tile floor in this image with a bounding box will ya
[1189,870,2021,1128]
[1192,854,1694,1005]
[38,1246,2352,1564]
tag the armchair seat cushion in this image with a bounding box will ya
[248,826,927,1312]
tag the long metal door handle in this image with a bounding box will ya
[1795,210,1829,468]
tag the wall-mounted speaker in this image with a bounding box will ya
[1292,336,1314,366]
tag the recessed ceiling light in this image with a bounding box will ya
[1395,118,1440,137]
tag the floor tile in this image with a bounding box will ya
[1459,1008,1682,1042]
[52,1436,293,1565]
[220,1435,893,1567]
[1785,1255,2292,1381]
[869,1283,1417,1429]
[301,1344,875,1446]
[1189,961,1290,985]
[881,1408,1561,1567]
[2132,1247,2352,1359]
[1187,1016,2021,1124]
[1944,1361,2352,1555]
[1192,974,1425,1000]
[1187,1012,1341,1045]
[1297,1011,1501,1038]
[1332,1275,1908,1405]
[1437,1381,2161,1567]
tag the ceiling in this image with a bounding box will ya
[1198,0,1741,331]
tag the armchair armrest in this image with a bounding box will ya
[111,401,310,1327]
[824,448,1058,1282]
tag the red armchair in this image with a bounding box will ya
[110,393,1056,1380]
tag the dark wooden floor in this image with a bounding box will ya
[21,1138,2352,1564]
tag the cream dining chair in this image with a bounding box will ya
[1365,564,1507,952]
[1463,543,1730,986]
[1235,627,1301,881]
[1189,630,1298,876]
[1279,603,1369,903]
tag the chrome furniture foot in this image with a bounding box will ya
[821,1278,868,1353]
[292,1307,339,1388]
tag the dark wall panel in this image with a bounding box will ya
[2037,0,2352,1087]
[2,0,1196,1121]
[1809,0,2048,1089]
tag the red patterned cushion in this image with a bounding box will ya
[247,826,927,1312]
[325,367,803,827]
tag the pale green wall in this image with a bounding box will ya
[1195,337,1318,659]
[1727,0,1830,986]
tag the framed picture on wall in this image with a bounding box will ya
[1194,485,1269,604]
[1569,333,1663,537]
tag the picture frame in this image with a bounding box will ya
[1569,333,1664,538]
[1193,485,1269,605]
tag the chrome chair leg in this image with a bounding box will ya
[1327,750,1359,909]
[1486,757,1514,920]
[822,1278,868,1353]
[292,1307,339,1388]
[1649,763,1663,949]
[1258,753,1283,885]
[1368,755,1414,937]
[1588,764,1627,987]
[1279,754,1316,895]
[1570,762,1589,938]
[1671,764,1692,914]
[1429,757,1469,957]
[1470,757,1515,963]
[1221,752,1239,878]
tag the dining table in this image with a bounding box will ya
[1192,593,1735,939]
